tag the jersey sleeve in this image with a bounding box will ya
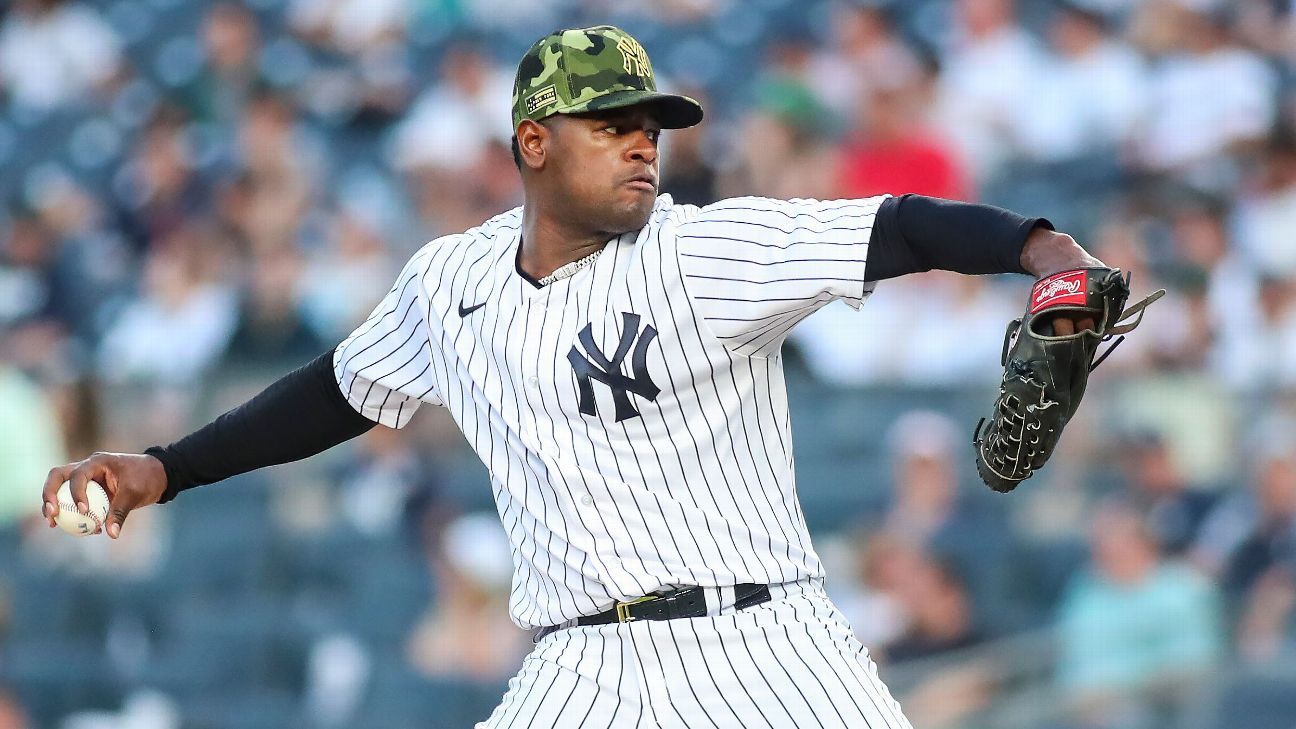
[333,248,443,428]
[675,195,887,356]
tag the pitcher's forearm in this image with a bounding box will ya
[146,348,377,503]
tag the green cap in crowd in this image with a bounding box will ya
[511,25,704,131]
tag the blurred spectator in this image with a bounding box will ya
[392,43,513,173]
[935,0,1044,182]
[1057,501,1222,717]
[300,209,398,341]
[454,0,564,31]
[1120,431,1217,556]
[1131,0,1278,188]
[0,208,54,327]
[883,411,976,542]
[463,138,525,228]
[805,2,922,119]
[289,0,408,58]
[1169,194,1233,271]
[289,0,414,127]
[1150,195,1273,390]
[181,3,268,126]
[831,528,996,727]
[1222,436,1296,598]
[0,688,28,729]
[887,557,985,663]
[0,355,66,527]
[113,106,213,255]
[1085,218,1212,374]
[834,72,971,200]
[225,246,326,367]
[0,0,123,110]
[407,513,528,681]
[1231,0,1296,57]
[830,529,920,652]
[1204,267,1296,392]
[790,272,1014,386]
[305,634,370,727]
[403,135,522,241]
[660,88,719,206]
[23,178,135,343]
[587,0,728,24]
[1234,128,1296,277]
[717,44,837,199]
[229,91,319,251]
[1235,565,1296,663]
[392,43,514,233]
[1246,274,1296,390]
[1016,2,1146,164]
[96,225,238,385]
[881,410,1011,616]
[334,426,441,538]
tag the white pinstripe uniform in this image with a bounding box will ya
[335,193,912,728]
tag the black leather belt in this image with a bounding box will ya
[535,583,772,641]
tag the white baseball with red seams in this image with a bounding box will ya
[54,480,109,536]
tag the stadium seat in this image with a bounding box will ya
[0,640,123,728]
[181,690,304,729]
[1209,674,1296,729]
[360,660,508,729]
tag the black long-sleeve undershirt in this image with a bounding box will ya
[147,195,1048,501]
[145,349,375,503]
[863,194,1047,282]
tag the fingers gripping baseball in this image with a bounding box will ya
[41,452,168,538]
[1047,314,1096,337]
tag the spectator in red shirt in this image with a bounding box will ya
[835,65,972,201]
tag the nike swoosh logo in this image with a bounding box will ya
[458,300,486,317]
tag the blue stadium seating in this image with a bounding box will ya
[1209,673,1296,729]
[360,659,508,729]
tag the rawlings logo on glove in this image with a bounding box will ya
[1030,271,1088,312]
[974,267,1165,493]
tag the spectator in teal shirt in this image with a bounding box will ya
[0,360,66,528]
[1056,499,1222,723]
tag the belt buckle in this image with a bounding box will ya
[615,595,658,623]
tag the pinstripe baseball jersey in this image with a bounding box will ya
[334,193,886,630]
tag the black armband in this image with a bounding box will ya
[864,194,1051,282]
[146,348,378,503]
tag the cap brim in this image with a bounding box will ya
[568,89,704,129]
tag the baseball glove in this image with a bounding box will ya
[973,267,1165,493]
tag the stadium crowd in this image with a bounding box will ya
[1,0,1295,727]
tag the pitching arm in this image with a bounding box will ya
[42,348,377,539]
[144,348,378,504]
[864,194,1059,281]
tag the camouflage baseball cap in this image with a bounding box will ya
[511,25,703,131]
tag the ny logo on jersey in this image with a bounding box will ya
[567,312,660,422]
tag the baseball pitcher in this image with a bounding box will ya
[42,26,1160,728]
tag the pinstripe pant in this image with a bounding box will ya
[478,579,912,728]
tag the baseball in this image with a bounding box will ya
[54,480,110,537]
